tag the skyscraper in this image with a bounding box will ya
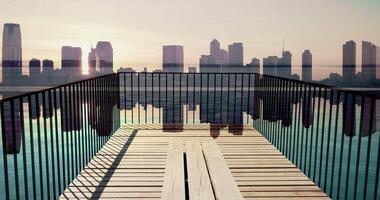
[263,56,279,76]
[163,45,184,73]
[29,58,41,77]
[42,59,54,72]
[210,39,221,59]
[302,50,312,81]
[96,41,113,73]
[228,43,243,66]
[362,41,377,79]
[61,46,82,68]
[2,23,22,85]
[219,49,229,65]
[201,39,229,73]
[343,40,356,79]
[278,51,292,78]
[88,46,97,73]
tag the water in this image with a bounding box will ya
[0,78,379,199]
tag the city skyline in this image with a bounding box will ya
[0,0,379,72]
[1,23,379,83]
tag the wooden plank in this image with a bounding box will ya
[61,125,329,200]
[202,141,244,200]
[185,141,214,200]
[161,142,185,200]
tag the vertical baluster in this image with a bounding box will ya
[19,97,29,200]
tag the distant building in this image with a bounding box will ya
[263,56,279,76]
[2,23,22,85]
[362,41,377,79]
[200,55,220,73]
[188,67,197,73]
[343,40,356,79]
[210,39,221,59]
[246,58,260,74]
[302,50,312,81]
[228,42,243,66]
[163,45,184,73]
[88,46,97,73]
[42,59,54,72]
[96,41,113,73]
[219,49,229,65]
[61,46,82,68]
[29,58,41,77]
[279,51,292,78]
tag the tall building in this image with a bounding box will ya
[263,56,279,76]
[88,46,97,73]
[228,43,243,66]
[278,51,292,78]
[2,23,22,85]
[29,58,41,77]
[302,50,312,81]
[96,41,113,73]
[362,41,377,79]
[163,45,184,73]
[61,46,82,68]
[201,39,229,73]
[219,49,229,65]
[42,59,54,72]
[210,39,221,58]
[343,40,356,79]
[246,58,260,74]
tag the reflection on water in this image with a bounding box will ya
[0,73,379,200]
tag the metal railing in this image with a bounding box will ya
[0,72,379,199]
[118,72,379,200]
[0,73,120,200]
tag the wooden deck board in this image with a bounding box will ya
[161,142,185,200]
[186,141,215,200]
[60,124,329,200]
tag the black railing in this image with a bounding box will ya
[118,72,379,200]
[0,73,120,200]
[0,72,379,200]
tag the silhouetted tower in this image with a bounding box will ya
[263,56,279,76]
[96,41,113,74]
[2,23,22,85]
[228,43,243,66]
[88,45,97,73]
[279,51,292,78]
[163,45,184,73]
[362,41,377,79]
[302,50,312,81]
[29,58,41,78]
[42,59,54,72]
[61,46,82,69]
[210,39,221,59]
[343,40,356,79]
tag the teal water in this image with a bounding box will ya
[0,95,379,200]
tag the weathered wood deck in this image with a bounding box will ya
[60,124,329,200]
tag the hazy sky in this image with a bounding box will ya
[0,0,379,72]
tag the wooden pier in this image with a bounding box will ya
[60,124,329,200]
